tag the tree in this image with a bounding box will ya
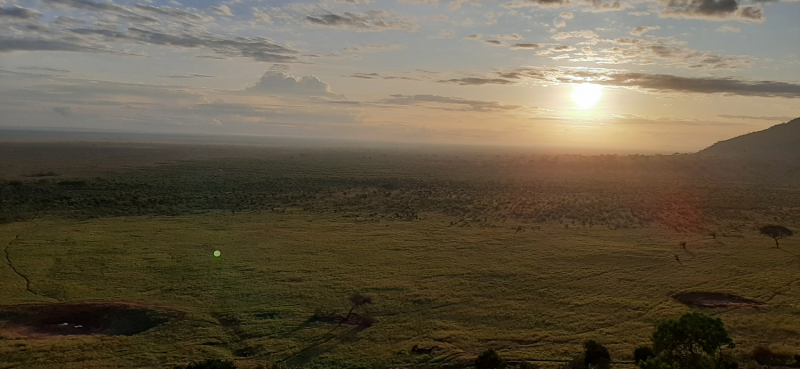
[583,340,611,369]
[338,293,373,327]
[634,346,656,365]
[475,349,504,369]
[760,225,793,248]
[637,312,734,369]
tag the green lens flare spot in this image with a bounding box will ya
[214,250,221,257]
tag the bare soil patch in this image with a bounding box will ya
[672,292,764,308]
[0,302,183,337]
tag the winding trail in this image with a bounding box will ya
[3,225,54,300]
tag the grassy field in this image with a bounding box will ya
[2,143,800,368]
[2,211,800,368]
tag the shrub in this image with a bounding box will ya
[583,340,611,369]
[476,349,504,369]
[173,359,237,369]
[633,346,655,364]
[519,361,539,369]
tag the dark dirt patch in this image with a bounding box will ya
[0,302,183,337]
[672,292,764,308]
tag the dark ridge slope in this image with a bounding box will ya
[699,117,800,159]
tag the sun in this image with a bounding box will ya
[570,83,604,110]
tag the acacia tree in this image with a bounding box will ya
[760,225,793,248]
[339,293,372,327]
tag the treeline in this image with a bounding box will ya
[2,157,799,231]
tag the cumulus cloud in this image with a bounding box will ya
[660,0,765,22]
[630,26,661,35]
[306,10,419,32]
[246,71,345,99]
[552,30,599,40]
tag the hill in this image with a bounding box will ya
[700,117,800,159]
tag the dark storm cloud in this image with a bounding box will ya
[0,6,42,20]
[306,10,419,32]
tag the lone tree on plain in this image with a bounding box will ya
[760,225,793,248]
[637,312,735,369]
[339,293,372,327]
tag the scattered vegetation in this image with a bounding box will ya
[476,349,504,369]
[173,359,237,369]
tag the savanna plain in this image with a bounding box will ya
[1,141,800,369]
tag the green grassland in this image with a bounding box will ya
[2,145,800,368]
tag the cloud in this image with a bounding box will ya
[716,25,741,32]
[552,30,599,40]
[630,26,661,35]
[43,0,128,14]
[440,66,800,98]
[560,11,574,18]
[63,27,301,62]
[209,5,233,16]
[660,0,765,22]
[510,43,542,49]
[502,0,569,8]
[490,33,524,40]
[18,66,72,73]
[52,106,73,116]
[246,71,345,99]
[160,73,214,78]
[717,115,795,121]
[438,77,518,85]
[378,94,522,112]
[344,44,405,52]
[306,10,419,32]
[0,6,42,20]
[346,72,421,81]
[464,33,482,40]
[52,16,85,26]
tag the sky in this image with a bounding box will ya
[0,0,798,152]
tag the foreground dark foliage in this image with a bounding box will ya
[637,312,735,369]
[475,349,504,369]
[173,359,237,369]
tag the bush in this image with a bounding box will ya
[637,312,735,369]
[751,346,794,366]
[519,361,539,369]
[583,340,611,369]
[476,349,504,369]
[634,346,655,364]
[173,359,237,369]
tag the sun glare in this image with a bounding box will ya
[570,83,604,110]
